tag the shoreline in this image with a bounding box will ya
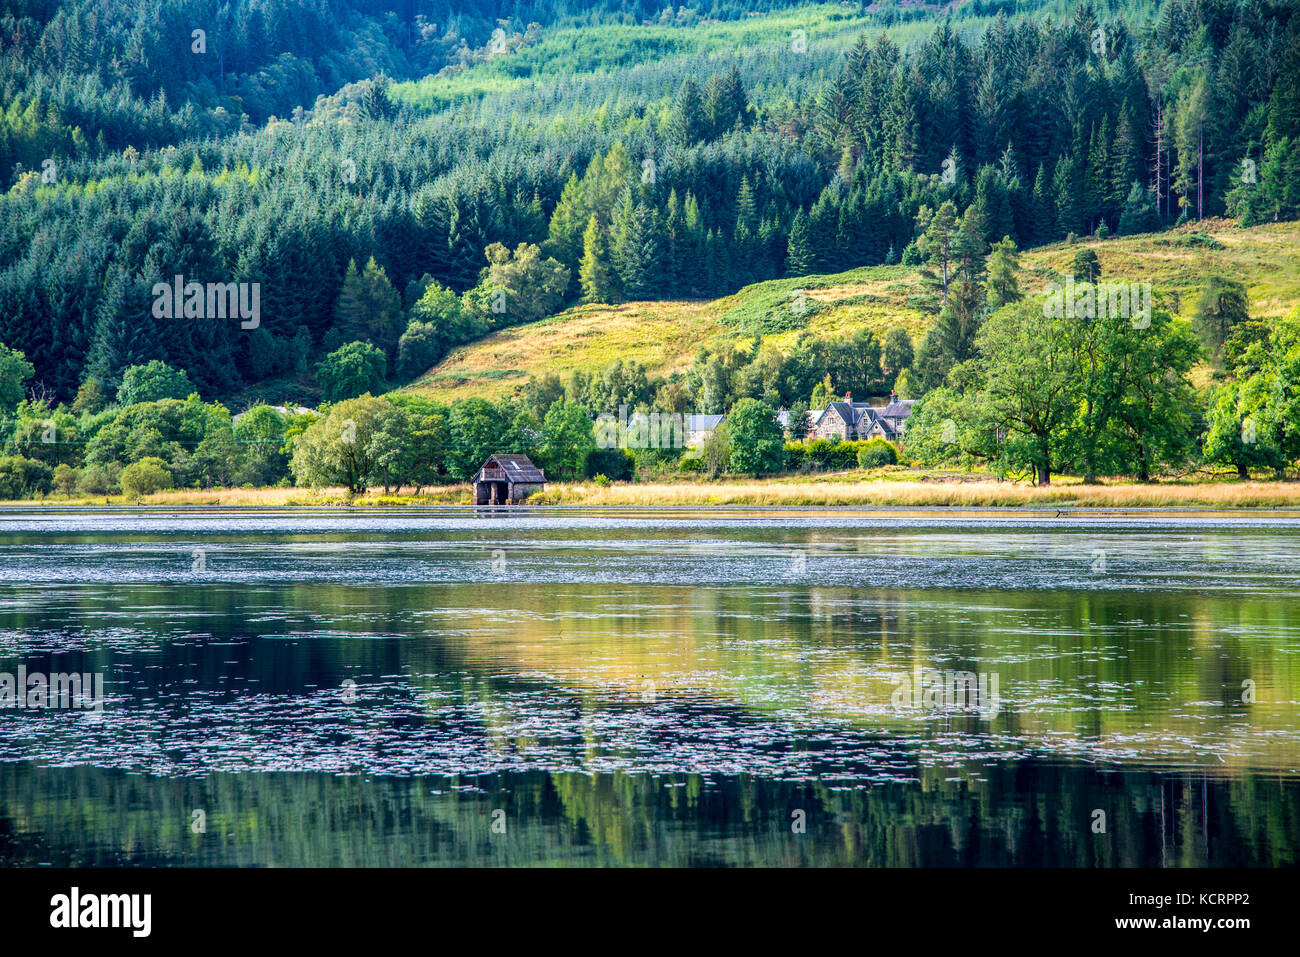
[7,475,1300,510]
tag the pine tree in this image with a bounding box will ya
[679,192,707,296]
[611,191,659,300]
[544,172,588,268]
[674,76,709,145]
[786,210,814,277]
[1031,163,1056,245]
[917,200,960,302]
[1111,104,1142,217]
[1117,181,1160,235]
[1053,153,1081,236]
[334,257,404,354]
[735,176,757,233]
[808,189,840,272]
[986,236,1021,309]
[578,215,615,304]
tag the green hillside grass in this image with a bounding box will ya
[389,1,1151,112]
[401,220,1300,405]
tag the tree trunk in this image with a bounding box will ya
[1037,463,1051,486]
[1237,462,1249,479]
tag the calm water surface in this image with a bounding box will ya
[1,507,1297,866]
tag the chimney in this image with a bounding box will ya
[843,392,852,403]
[889,390,898,404]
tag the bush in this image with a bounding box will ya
[0,455,53,499]
[807,438,836,467]
[783,442,807,469]
[678,455,703,472]
[585,446,634,481]
[857,438,899,469]
[396,320,444,379]
[77,462,123,495]
[825,441,861,470]
[592,473,612,487]
[120,457,174,498]
[53,463,79,497]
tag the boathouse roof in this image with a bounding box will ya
[480,454,546,483]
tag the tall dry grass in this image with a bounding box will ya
[10,478,1300,510]
[532,479,1300,508]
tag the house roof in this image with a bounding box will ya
[878,400,916,419]
[817,402,880,428]
[482,454,546,483]
[685,414,725,431]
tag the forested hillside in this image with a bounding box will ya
[1,0,1299,409]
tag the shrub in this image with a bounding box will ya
[77,462,123,495]
[678,455,703,472]
[592,473,612,487]
[396,320,444,379]
[825,441,860,470]
[53,463,79,497]
[0,455,53,499]
[857,438,899,469]
[783,442,807,469]
[585,446,634,481]
[120,457,174,498]
[807,438,836,468]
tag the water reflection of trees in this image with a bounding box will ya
[3,580,1298,771]
[0,764,1293,867]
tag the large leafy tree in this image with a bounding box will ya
[289,395,390,494]
[317,341,387,403]
[538,399,595,481]
[973,300,1078,485]
[726,398,784,474]
[0,344,35,415]
[117,360,196,406]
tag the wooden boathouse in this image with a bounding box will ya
[474,454,547,504]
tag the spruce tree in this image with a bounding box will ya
[674,76,709,145]
[986,236,1021,309]
[579,216,615,304]
[786,210,815,278]
[1031,163,1056,245]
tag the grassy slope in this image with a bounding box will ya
[402,220,1300,405]
[388,2,1154,111]
[390,4,969,110]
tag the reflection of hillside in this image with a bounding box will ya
[402,584,1300,773]
[1,763,1294,868]
[3,576,1297,774]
